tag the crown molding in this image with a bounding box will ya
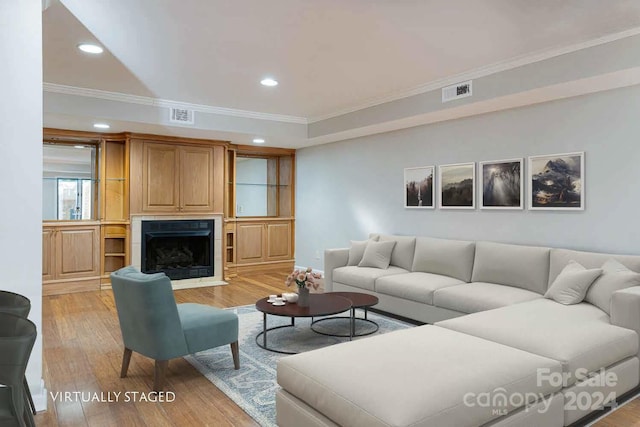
[307,27,640,123]
[42,83,308,125]
[44,27,640,129]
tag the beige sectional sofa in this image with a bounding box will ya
[276,234,640,427]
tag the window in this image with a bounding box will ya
[56,178,94,220]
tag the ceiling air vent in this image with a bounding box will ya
[442,80,472,103]
[169,107,195,125]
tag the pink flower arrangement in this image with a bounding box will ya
[285,267,322,290]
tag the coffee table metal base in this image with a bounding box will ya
[310,308,379,338]
[256,313,355,355]
[255,314,300,355]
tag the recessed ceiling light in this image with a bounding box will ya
[260,78,278,87]
[252,138,265,144]
[74,145,86,149]
[93,123,110,129]
[78,43,104,54]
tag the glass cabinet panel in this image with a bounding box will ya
[43,143,98,220]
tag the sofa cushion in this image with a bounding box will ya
[333,266,408,291]
[411,237,475,282]
[375,272,464,305]
[438,299,639,385]
[472,241,550,294]
[378,234,416,271]
[358,240,396,269]
[433,282,542,313]
[177,303,238,354]
[586,259,640,315]
[549,248,640,285]
[347,237,379,266]
[544,260,602,305]
[277,326,562,427]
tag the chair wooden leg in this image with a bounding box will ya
[120,348,133,378]
[230,341,240,370]
[154,360,168,392]
[23,377,36,415]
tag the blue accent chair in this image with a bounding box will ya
[110,267,239,391]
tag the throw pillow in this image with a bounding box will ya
[586,259,640,315]
[347,238,378,266]
[544,260,602,305]
[358,241,396,269]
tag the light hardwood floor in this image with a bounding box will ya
[35,271,639,426]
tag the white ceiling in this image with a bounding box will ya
[45,0,640,121]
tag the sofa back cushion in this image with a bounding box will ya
[347,237,379,266]
[550,248,640,314]
[411,237,476,282]
[549,248,640,284]
[376,234,417,271]
[471,241,551,294]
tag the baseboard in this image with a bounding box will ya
[31,378,48,412]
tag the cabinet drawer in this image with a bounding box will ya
[103,224,127,237]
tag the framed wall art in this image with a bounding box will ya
[438,162,475,209]
[404,166,434,208]
[479,158,523,209]
[528,152,584,210]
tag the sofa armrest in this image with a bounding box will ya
[611,286,640,356]
[323,248,349,292]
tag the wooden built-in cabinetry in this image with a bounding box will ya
[43,128,295,292]
[224,146,296,277]
[130,139,225,215]
[235,219,292,263]
[42,223,101,295]
[100,138,130,286]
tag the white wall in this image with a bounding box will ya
[296,85,640,270]
[0,0,44,406]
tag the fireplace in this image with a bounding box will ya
[141,219,214,280]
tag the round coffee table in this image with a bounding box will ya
[255,294,352,354]
[311,292,379,338]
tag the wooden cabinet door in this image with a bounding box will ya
[55,226,100,279]
[142,143,180,212]
[42,228,55,281]
[180,146,214,212]
[236,223,265,264]
[266,221,292,261]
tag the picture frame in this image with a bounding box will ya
[528,152,584,211]
[404,166,434,209]
[438,162,475,209]
[479,158,524,210]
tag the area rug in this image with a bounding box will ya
[185,305,414,427]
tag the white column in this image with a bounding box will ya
[0,0,45,411]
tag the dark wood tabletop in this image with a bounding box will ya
[256,294,352,318]
[326,292,379,308]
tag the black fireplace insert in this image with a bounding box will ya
[141,219,214,280]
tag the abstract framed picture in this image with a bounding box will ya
[438,162,475,209]
[404,166,434,209]
[528,152,584,210]
[479,158,523,209]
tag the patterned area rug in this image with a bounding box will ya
[185,305,413,427]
